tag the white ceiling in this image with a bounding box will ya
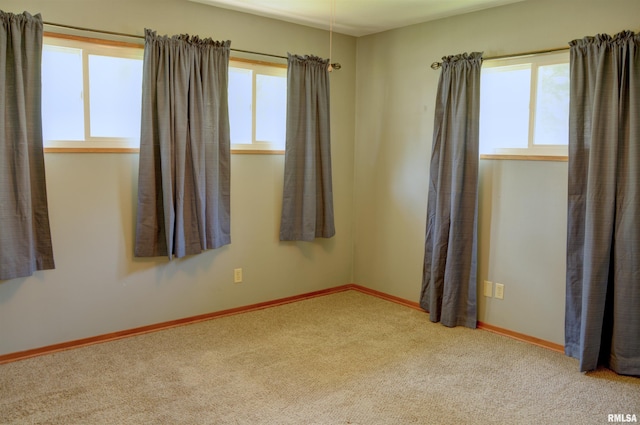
[189,0,526,37]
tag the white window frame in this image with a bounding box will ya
[480,51,570,158]
[42,34,144,152]
[229,59,288,154]
[42,35,288,154]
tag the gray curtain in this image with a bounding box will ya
[420,53,482,328]
[565,31,640,375]
[135,30,231,259]
[279,54,335,241]
[0,11,54,280]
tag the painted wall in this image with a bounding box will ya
[0,0,356,355]
[353,0,640,345]
[4,0,639,357]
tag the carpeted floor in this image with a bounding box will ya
[0,290,638,424]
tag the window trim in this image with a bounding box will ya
[42,33,288,155]
[480,50,570,159]
[480,154,568,162]
[228,58,288,155]
[42,33,144,152]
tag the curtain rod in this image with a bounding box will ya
[430,46,568,70]
[43,21,342,70]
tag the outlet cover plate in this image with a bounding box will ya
[234,268,243,283]
[484,280,493,297]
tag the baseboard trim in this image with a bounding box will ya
[0,284,354,365]
[476,322,565,353]
[347,284,565,354]
[0,283,564,364]
[348,284,422,310]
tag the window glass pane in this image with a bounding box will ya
[229,67,253,145]
[534,63,570,145]
[256,74,287,148]
[88,55,143,139]
[42,45,84,141]
[480,65,531,154]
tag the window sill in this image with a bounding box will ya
[480,154,567,162]
[44,147,139,153]
[232,149,284,155]
[44,147,285,155]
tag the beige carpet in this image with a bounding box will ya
[1,290,638,424]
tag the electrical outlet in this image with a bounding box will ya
[233,268,243,283]
[483,280,493,297]
[495,283,504,300]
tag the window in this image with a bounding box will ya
[228,60,287,153]
[479,51,569,157]
[42,36,287,153]
[42,35,144,150]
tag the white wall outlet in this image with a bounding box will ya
[483,280,493,297]
[495,283,504,300]
[233,268,243,283]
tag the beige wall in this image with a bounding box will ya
[0,0,356,355]
[3,0,640,356]
[353,0,640,345]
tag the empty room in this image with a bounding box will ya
[1,0,639,423]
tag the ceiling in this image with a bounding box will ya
[189,0,526,37]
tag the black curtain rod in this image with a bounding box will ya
[430,46,568,70]
[43,21,342,70]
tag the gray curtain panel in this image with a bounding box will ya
[279,54,335,241]
[565,31,640,375]
[420,53,482,328]
[135,30,231,259]
[0,11,55,280]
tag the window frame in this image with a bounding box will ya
[480,51,570,160]
[42,33,144,153]
[42,34,289,155]
[228,58,288,155]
